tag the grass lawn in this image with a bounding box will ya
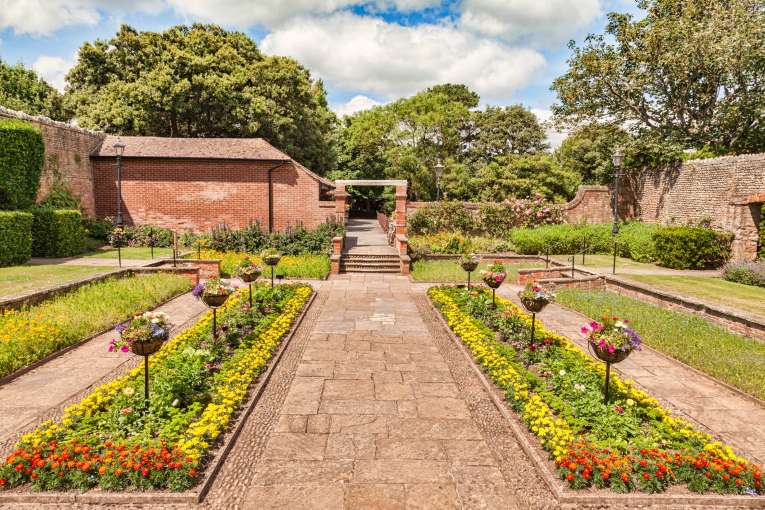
[556,288,765,400]
[622,275,765,318]
[0,264,116,298]
[0,273,192,378]
[551,254,659,270]
[80,246,175,260]
[411,259,539,282]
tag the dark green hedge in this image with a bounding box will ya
[31,209,86,257]
[0,211,33,266]
[653,226,733,269]
[0,119,44,210]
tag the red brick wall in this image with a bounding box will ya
[0,106,104,216]
[92,158,335,232]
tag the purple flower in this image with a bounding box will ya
[192,283,204,298]
[115,323,127,333]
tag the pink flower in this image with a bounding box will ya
[120,407,133,415]
[108,345,115,352]
[614,405,624,414]
[599,339,606,349]
[608,345,615,353]
[120,346,130,352]
[580,326,590,335]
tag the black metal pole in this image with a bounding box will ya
[248,282,253,308]
[613,241,617,275]
[198,244,201,260]
[582,238,586,265]
[530,312,536,346]
[604,362,611,403]
[150,244,154,259]
[116,155,123,227]
[212,307,218,338]
[492,288,496,308]
[546,248,549,269]
[571,256,575,278]
[467,271,471,289]
[271,266,275,288]
[118,245,122,267]
[144,354,149,406]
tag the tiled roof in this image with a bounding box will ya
[95,135,291,161]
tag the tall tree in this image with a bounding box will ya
[552,0,765,154]
[0,60,66,120]
[65,24,337,174]
[465,106,548,164]
[556,123,629,184]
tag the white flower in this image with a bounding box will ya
[626,398,635,406]
[574,383,585,392]
[122,387,135,397]
[151,318,160,324]
[559,369,566,376]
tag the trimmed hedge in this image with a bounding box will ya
[31,208,86,257]
[652,226,733,269]
[0,211,33,266]
[509,223,614,255]
[0,119,44,210]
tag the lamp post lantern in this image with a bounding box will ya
[611,148,624,274]
[434,162,445,201]
[113,138,126,227]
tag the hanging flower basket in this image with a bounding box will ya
[261,248,282,266]
[129,336,167,356]
[202,293,229,308]
[518,282,555,313]
[236,260,262,283]
[459,253,480,272]
[193,278,234,308]
[589,340,632,364]
[581,316,643,365]
[109,311,171,356]
[480,261,507,289]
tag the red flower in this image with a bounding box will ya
[0,479,6,486]
[566,473,574,481]
[14,464,23,472]
[141,468,150,477]
[642,472,651,480]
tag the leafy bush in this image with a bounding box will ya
[478,197,564,236]
[31,208,86,257]
[124,224,173,247]
[0,119,44,210]
[407,201,476,235]
[195,250,331,279]
[0,211,33,266]
[82,217,113,240]
[722,260,765,287]
[408,233,512,259]
[615,222,659,262]
[652,226,732,269]
[188,219,344,255]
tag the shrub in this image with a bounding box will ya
[408,233,512,259]
[407,201,476,235]
[82,217,113,240]
[478,197,564,236]
[31,208,86,257]
[722,260,765,287]
[125,224,173,247]
[0,211,33,266]
[652,226,732,269]
[509,223,613,255]
[615,222,659,262]
[0,119,44,210]
[198,219,344,255]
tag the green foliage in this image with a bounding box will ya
[65,24,337,174]
[552,0,765,155]
[38,173,82,210]
[723,261,765,288]
[652,226,732,269]
[407,202,476,235]
[0,59,66,120]
[465,105,548,165]
[0,273,191,378]
[411,260,537,282]
[122,224,173,247]
[82,217,114,241]
[556,288,765,400]
[0,119,45,210]
[509,222,659,261]
[556,123,630,184]
[31,209,87,257]
[407,233,512,259]
[444,154,581,203]
[0,211,33,267]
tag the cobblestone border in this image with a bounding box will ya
[419,292,765,509]
[0,289,321,507]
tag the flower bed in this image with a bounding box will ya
[0,274,192,379]
[428,286,763,495]
[0,283,312,491]
[190,250,330,280]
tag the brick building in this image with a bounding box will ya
[92,136,336,232]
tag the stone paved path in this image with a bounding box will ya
[203,275,554,509]
[343,218,397,255]
[498,284,765,465]
[0,292,207,451]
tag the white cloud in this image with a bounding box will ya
[333,95,383,117]
[165,0,440,29]
[531,108,568,149]
[32,55,73,91]
[0,0,162,36]
[460,0,601,45]
[262,13,546,103]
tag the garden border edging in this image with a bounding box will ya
[426,291,765,508]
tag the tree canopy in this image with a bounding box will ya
[552,0,765,155]
[0,60,66,120]
[65,24,337,174]
[336,85,561,202]
[555,123,629,185]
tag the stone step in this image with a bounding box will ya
[340,263,401,270]
[341,267,400,273]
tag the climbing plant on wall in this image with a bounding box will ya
[0,118,44,210]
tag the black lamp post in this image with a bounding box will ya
[434,162,445,201]
[113,139,126,267]
[611,148,624,274]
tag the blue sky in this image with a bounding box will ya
[0,0,642,144]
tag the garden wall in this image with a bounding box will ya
[92,158,336,232]
[0,106,104,216]
[625,154,765,260]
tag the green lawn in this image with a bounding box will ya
[0,264,116,298]
[551,254,659,270]
[80,246,175,260]
[556,289,765,400]
[623,275,765,318]
[411,259,539,282]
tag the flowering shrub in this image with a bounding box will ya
[581,316,642,355]
[428,286,763,495]
[191,250,330,280]
[109,312,171,352]
[478,197,564,237]
[0,284,312,491]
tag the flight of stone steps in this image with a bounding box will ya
[340,253,401,273]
